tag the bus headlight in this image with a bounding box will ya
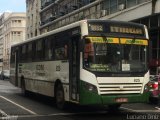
[84,82,98,93]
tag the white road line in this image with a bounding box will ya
[17,111,107,118]
[120,107,136,112]
[0,109,8,117]
[0,95,37,115]
[134,110,160,112]
[121,107,160,113]
[155,107,160,110]
[1,116,18,120]
[49,111,107,116]
[17,113,80,118]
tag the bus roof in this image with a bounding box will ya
[12,19,85,47]
[11,19,145,47]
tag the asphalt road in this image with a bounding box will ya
[0,80,160,120]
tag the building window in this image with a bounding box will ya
[12,20,22,27]
[96,3,101,18]
[84,9,90,19]
[65,17,70,24]
[90,6,96,19]
[127,0,137,8]
[12,31,22,43]
[74,14,79,21]
[79,11,84,20]
[138,0,150,4]
[118,0,126,11]
[70,16,74,23]
[110,0,118,14]
[102,0,110,16]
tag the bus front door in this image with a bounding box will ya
[69,36,80,102]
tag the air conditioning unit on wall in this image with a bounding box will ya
[101,10,108,17]
[118,4,125,11]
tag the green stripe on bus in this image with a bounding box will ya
[79,80,149,105]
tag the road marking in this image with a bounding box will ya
[0,109,8,117]
[16,111,108,118]
[1,116,18,120]
[155,107,160,110]
[121,107,160,113]
[120,107,136,112]
[0,108,18,120]
[49,111,107,116]
[0,95,37,115]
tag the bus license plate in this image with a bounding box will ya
[115,98,128,103]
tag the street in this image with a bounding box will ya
[0,80,160,120]
[0,1,160,120]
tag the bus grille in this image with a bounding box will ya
[98,83,143,94]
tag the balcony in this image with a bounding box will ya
[40,16,57,26]
[41,0,58,10]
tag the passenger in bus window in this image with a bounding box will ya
[48,49,52,59]
[64,45,68,59]
[55,47,66,60]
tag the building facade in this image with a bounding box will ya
[26,0,41,39]
[2,13,26,70]
[39,0,151,33]
[0,12,11,72]
[26,0,160,74]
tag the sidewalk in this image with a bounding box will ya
[0,80,21,94]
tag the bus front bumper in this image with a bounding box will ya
[101,93,149,105]
[79,90,149,105]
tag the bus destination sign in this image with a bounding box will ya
[89,24,103,32]
[110,26,143,35]
[88,23,144,36]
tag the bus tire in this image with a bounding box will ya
[55,83,65,109]
[21,77,26,95]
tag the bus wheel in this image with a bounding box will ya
[55,84,65,109]
[21,78,26,95]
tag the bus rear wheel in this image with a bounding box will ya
[21,78,26,95]
[55,84,65,109]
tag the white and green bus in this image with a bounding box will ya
[10,19,150,109]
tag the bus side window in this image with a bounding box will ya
[36,39,44,60]
[64,45,68,58]
[45,39,53,60]
[55,45,68,60]
[21,45,27,62]
[28,43,32,61]
[32,42,36,61]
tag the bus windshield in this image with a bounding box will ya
[84,37,148,73]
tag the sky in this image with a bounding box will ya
[0,0,26,14]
